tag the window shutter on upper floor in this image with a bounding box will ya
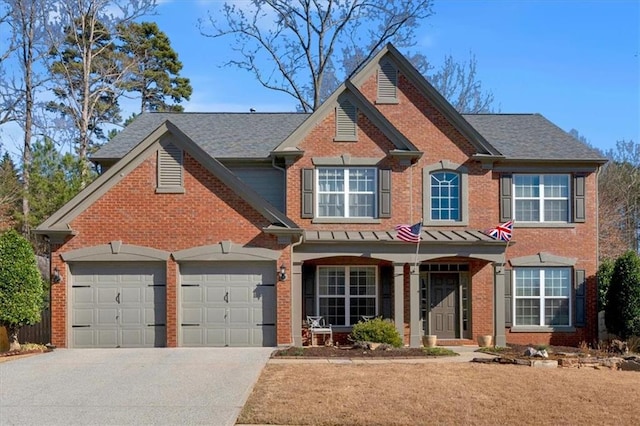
[301,168,314,218]
[500,174,513,223]
[378,169,391,218]
[336,100,357,140]
[377,60,398,102]
[574,269,586,327]
[158,142,183,190]
[573,174,586,223]
[504,269,512,327]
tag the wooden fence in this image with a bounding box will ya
[1,308,51,349]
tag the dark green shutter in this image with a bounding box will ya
[573,174,586,223]
[574,269,586,327]
[379,169,391,218]
[380,265,393,319]
[303,264,316,317]
[504,269,512,327]
[500,174,512,223]
[301,168,314,218]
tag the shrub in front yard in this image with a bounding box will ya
[606,250,640,339]
[0,229,45,351]
[349,317,403,347]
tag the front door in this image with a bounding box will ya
[430,273,458,338]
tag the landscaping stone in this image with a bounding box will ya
[531,360,558,368]
[609,339,629,355]
[524,347,548,358]
[620,356,640,372]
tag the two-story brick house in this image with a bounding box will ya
[36,44,606,348]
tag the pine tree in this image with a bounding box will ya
[118,21,192,112]
[26,138,86,231]
[0,151,21,231]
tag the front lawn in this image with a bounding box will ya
[239,363,639,425]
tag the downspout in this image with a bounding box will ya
[595,164,602,342]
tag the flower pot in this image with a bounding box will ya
[423,335,437,348]
[477,335,493,347]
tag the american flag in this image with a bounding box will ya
[488,220,513,242]
[395,222,422,243]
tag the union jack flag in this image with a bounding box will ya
[395,222,422,243]
[488,220,513,242]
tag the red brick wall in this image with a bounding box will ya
[285,63,599,346]
[51,55,600,349]
[51,151,289,347]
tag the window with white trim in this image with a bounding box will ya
[514,268,571,327]
[316,168,376,218]
[318,266,377,326]
[514,174,569,222]
[430,171,460,221]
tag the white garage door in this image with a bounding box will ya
[180,262,276,347]
[71,262,166,348]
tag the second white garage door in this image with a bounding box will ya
[180,262,276,347]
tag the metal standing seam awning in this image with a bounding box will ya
[293,229,510,264]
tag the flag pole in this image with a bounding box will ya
[501,221,514,272]
[413,219,423,273]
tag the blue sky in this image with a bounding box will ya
[0,0,637,156]
[146,0,638,154]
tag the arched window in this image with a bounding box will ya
[423,160,468,226]
[430,171,460,221]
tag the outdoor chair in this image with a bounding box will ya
[306,315,333,346]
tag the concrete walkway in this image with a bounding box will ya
[268,346,496,364]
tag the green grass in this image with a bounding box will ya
[422,347,458,356]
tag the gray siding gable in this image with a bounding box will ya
[228,166,285,212]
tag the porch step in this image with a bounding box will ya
[436,339,476,346]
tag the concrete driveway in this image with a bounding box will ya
[0,348,273,425]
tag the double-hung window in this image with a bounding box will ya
[514,174,569,222]
[317,266,377,326]
[317,168,376,218]
[514,268,571,327]
[431,171,460,221]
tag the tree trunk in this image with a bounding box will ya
[6,324,21,352]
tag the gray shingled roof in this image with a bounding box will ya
[94,111,605,162]
[94,112,309,160]
[462,113,605,161]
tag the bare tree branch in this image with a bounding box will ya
[200,0,433,112]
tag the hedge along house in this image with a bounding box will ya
[36,44,606,348]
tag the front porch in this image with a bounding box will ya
[290,229,510,348]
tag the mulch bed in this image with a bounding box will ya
[273,343,608,359]
[273,345,438,358]
[0,346,53,358]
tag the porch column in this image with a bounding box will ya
[410,269,421,347]
[291,262,303,346]
[393,263,404,341]
[494,263,507,347]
